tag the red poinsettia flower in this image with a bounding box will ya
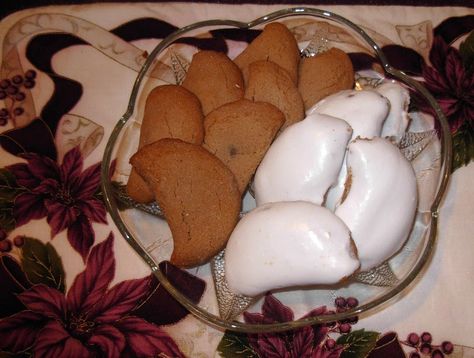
[7,146,107,260]
[0,233,184,357]
[420,36,474,133]
[243,294,344,358]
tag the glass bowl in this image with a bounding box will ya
[101,7,452,333]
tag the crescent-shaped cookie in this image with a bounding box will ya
[130,138,241,268]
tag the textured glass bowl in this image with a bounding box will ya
[101,7,452,333]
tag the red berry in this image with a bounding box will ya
[420,343,433,354]
[335,296,347,308]
[421,332,433,343]
[13,107,24,116]
[12,75,23,84]
[407,332,420,346]
[0,90,6,99]
[13,236,25,247]
[24,80,35,89]
[0,230,6,241]
[441,341,453,354]
[325,338,336,349]
[0,79,10,89]
[0,117,7,126]
[25,70,37,79]
[0,239,12,252]
[15,92,26,101]
[346,297,359,308]
[409,352,421,358]
[339,323,351,334]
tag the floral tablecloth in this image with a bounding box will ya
[0,2,473,357]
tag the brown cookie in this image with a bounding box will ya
[203,99,284,193]
[130,138,241,268]
[298,47,354,110]
[126,85,204,203]
[244,60,305,129]
[182,50,244,115]
[234,22,300,85]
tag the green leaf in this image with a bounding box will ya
[0,168,26,232]
[337,329,380,358]
[459,30,474,73]
[452,122,474,172]
[217,331,258,358]
[21,237,65,293]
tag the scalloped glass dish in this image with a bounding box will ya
[101,7,452,333]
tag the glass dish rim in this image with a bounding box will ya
[100,6,453,333]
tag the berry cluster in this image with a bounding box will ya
[334,296,359,334]
[0,69,37,126]
[0,230,25,252]
[405,331,453,357]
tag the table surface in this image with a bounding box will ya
[0,2,473,357]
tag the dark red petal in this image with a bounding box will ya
[18,284,66,320]
[78,198,107,224]
[292,326,314,358]
[88,324,126,358]
[422,66,450,95]
[256,334,291,358]
[59,147,83,186]
[437,97,460,117]
[21,152,60,181]
[34,320,92,358]
[444,48,466,91]
[429,36,449,72]
[243,311,274,325]
[66,215,95,262]
[74,162,102,199]
[67,232,114,313]
[113,316,185,358]
[89,276,152,323]
[13,192,48,227]
[33,177,60,194]
[262,294,294,323]
[6,163,40,189]
[45,200,78,237]
[0,310,45,353]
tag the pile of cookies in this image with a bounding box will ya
[128,22,354,268]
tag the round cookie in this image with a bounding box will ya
[203,99,284,193]
[234,22,300,85]
[126,85,204,203]
[130,138,241,268]
[298,47,354,110]
[245,60,304,129]
[182,50,244,115]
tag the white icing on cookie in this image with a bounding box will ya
[309,89,390,210]
[376,81,411,143]
[335,137,418,271]
[307,89,390,139]
[225,201,360,296]
[254,113,352,206]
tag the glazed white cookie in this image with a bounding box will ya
[225,201,360,296]
[376,81,411,143]
[307,89,390,139]
[308,89,390,210]
[254,113,352,206]
[335,137,418,271]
